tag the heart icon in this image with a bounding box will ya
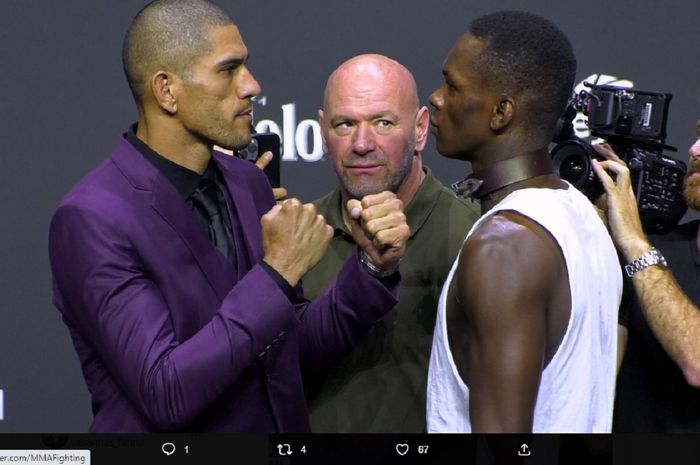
[395,444,409,456]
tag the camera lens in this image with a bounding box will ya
[550,138,604,201]
[559,154,586,184]
[551,141,591,188]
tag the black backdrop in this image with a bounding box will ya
[1,0,699,432]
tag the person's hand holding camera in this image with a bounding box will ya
[591,143,652,262]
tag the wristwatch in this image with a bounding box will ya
[359,250,400,279]
[624,247,667,278]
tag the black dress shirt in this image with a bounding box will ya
[125,126,295,300]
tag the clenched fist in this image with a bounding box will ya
[346,191,410,272]
[261,198,333,287]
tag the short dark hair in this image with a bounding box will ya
[122,0,233,104]
[470,11,576,142]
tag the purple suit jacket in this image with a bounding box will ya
[48,135,399,432]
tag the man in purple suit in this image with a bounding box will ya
[48,0,409,433]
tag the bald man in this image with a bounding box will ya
[48,1,409,432]
[302,54,480,433]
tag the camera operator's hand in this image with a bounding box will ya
[346,191,410,274]
[255,151,288,204]
[591,143,652,262]
[261,198,333,287]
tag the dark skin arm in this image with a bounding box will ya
[447,211,570,432]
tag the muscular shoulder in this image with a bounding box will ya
[460,210,564,288]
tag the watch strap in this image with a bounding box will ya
[624,247,667,278]
[358,250,400,279]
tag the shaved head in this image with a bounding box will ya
[324,54,420,113]
[122,0,234,104]
[320,54,429,202]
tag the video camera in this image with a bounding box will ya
[551,81,687,233]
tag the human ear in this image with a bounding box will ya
[490,98,514,131]
[414,106,430,151]
[150,71,178,114]
[318,109,328,154]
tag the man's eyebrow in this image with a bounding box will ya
[372,111,399,120]
[216,56,246,68]
[329,115,355,124]
[330,111,399,124]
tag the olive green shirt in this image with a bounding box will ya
[303,169,480,432]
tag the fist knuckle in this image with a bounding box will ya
[360,208,373,223]
[365,219,379,235]
[284,198,301,209]
[374,229,389,244]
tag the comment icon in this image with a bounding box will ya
[162,442,176,456]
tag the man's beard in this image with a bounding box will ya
[342,133,416,200]
[209,121,253,152]
[683,175,700,211]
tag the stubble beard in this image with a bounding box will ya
[208,120,253,152]
[683,176,700,211]
[341,133,416,200]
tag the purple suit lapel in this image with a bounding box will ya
[212,151,266,277]
[110,136,237,301]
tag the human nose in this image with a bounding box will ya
[429,87,443,110]
[239,66,261,99]
[689,137,700,160]
[352,123,376,155]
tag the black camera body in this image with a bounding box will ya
[584,83,672,141]
[551,81,687,233]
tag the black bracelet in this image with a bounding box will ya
[358,250,400,279]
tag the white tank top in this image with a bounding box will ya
[427,185,622,432]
